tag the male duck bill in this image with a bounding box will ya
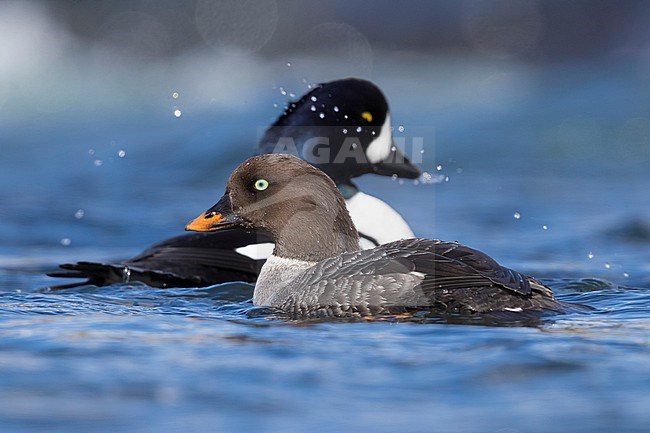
[47,78,419,289]
[187,154,567,318]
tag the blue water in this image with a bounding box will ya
[2,41,650,432]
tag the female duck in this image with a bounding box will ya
[186,154,565,317]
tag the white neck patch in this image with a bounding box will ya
[254,254,315,306]
[365,113,392,164]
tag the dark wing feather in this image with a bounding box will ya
[384,239,532,295]
[273,238,558,317]
[46,230,270,289]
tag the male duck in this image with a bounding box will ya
[48,79,420,288]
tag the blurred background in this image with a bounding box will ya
[1,0,649,285]
[1,3,649,432]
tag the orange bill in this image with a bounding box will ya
[185,193,242,232]
[185,211,223,232]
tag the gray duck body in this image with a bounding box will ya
[187,154,566,318]
[265,238,561,318]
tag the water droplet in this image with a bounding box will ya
[279,87,287,96]
[371,131,376,135]
[94,159,103,167]
[413,179,420,185]
[344,114,348,119]
[118,149,126,158]
[310,105,316,112]
[273,103,278,108]
[391,174,398,181]
[310,96,317,102]
[436,165,443,171]
[342,128,348,134]
[74,209,85,219]
[289,92,296,98]
[420,149,425,154]
[513,212,521,219]
[623,272,629,278]
[351,142,358,149]
[604,262,611,269]
[542,224,548,230]
[61,238,71,246]
[456,168,463,174]
[356,126,362,133]
[419,172,444,185]
[286,62,291,67]
[398,179,404,185]
[398,125,405,132]
[173,109,182,118]
[333,106,339,112]
[172,91,179,99]
[319,112,325,119]
[588,252,594,259]
[88,149,95,155]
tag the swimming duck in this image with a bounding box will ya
[47,79,420,289]
[186,154,565,317]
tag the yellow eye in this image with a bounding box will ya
[361,111,373,122]
[254,179,269,191]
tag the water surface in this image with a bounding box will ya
[1,20,649,433]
